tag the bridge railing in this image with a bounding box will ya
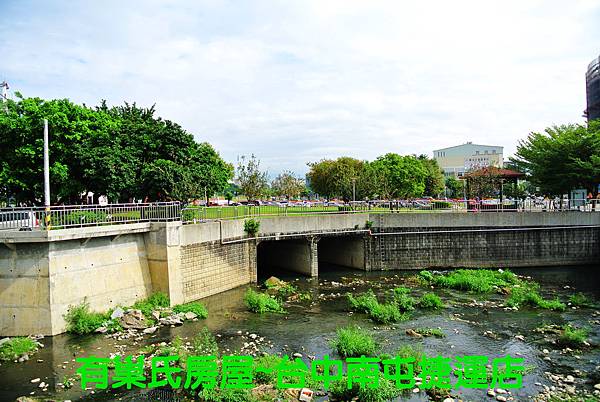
[0,202,181,231]
[1,198,597,230]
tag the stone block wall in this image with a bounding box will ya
[180,240,256,303]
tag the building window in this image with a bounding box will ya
[492,150,496,154]
[475,151,480,155]
[484,150,488,154]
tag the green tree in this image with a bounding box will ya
[271,171,305,200]
[511,122,600,198]
[236,154,268,201]
[418,156,445,197]
[370,153,427,199]
[307,157,374,201]
[445,176,464,198]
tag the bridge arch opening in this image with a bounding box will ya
[256,238,317,281]
[318,235,367,273]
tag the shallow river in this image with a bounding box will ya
[1,264,599,401]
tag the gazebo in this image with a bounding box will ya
[463,167,525,204]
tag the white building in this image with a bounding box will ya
[433,142,503,177]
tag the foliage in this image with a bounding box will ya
[418,155,445,197]
[0,97,233,203]
[569,292,594,307]
[307,157,373,201]
[414,328,446,338]
[391,287,415,312]
[330,325,378,357]
[365,220,374,229]
[0,337,38,361]
[506,286,566,311]
[271,170,305,199]
[426,269,519,293]
[347,290,379,313]
[197,388,256,402]
[558,325,588,347]
[511,121,600,197]
[393,344,425,374]
[253,354,282,384]
[172,302,208,319]
[418,292,444,309]
[132,292,170,318]
[193,327,219,356]
[370,153,428,199]
[243,218,260,236]
[64,300,108,335]
[329,372,401,402]
[432,200,451,209]
[236,154,269,201]
[465,167,503,198]
[445,176,464,198]
[347,290,407,323]
[244,289,285,313]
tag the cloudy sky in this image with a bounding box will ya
[1,0,599,175]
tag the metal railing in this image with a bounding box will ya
[0,202,181,231]
[1,198,598,231]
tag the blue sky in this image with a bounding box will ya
[1,0,599,175]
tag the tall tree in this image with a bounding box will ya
[370,153,427,198]
[418,155,445,197]
[271,171,305,200]
[307,157,373,201]
[236,154,268,201]
[511,122,600,198]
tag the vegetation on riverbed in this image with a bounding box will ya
[569,292,594,308]
[347,290,408,324]
[414,328,446,338]
[391,286,416,311]
[331,325,378,357]
[417,292,444,309]
[244,289,285,313]
[329,372,401,402]
[419,268,566,311]
[558,324,589,347]
[172,301,209,318]
[132,291,170,317]
[64,299,110,335]
[0,337,38,361]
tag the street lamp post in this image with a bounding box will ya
[352,178,356,203]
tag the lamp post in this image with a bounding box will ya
[352,178,356,203]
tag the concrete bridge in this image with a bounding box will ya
[2,212,599,335]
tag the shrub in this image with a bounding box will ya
[418,293,444,309]
[432,200,451,209]
[244,289,285,313]
[569,292,593,307]
[0,337,38,361]
[64,300,108,335]
[243,219,260,236]
[419,270,434,282]
[330,325,378,357]
[559,325,588,347]
[173,302,208,319]
[193,327,219,356]
[132,292,170,318]
[60,211,108,226]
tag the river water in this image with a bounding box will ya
[1,264,599,401]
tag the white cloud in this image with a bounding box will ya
[1,0,598,174]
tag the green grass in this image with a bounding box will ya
[193,327,219,356]
[330,325,378,357]
[172,302,208,318]
[64,300,108,335]
[0,337,38,361]
[347,290,408,323]
[418,292,444,309]
[132,292,170,318]
[244,289,285,313]
[329,372,401,402]
[559,325,588,347]
[424,269,519,293]
[391,287,415,311]
[506,286,566,311]
[414,328,446,338]
[383,344,425,374]
[569,292,594,307]
[253,354,283,384]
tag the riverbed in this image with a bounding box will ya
[2,264,599,402]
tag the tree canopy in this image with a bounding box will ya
[236,154,269,201]
[0,95,233,204]
[511,121,600,197]
[271,170,305,199]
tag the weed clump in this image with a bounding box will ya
[64,300,108,335]
[330,325,378,357]
[0,337,38,361]
[558,325,588,347]
[418,293,444,309]
[424,269,518,293]
[347,290,408,323]
[391,287,416,311]
[329,372,400,402]
[132,292,170,318]
[172,302,208,319]
[244,289,285,313]
[569,292,593,308]
[193,327,219,356]
[506,286,565,311]
[414,328,446,338]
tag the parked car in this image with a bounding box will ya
[0,210,39,231]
